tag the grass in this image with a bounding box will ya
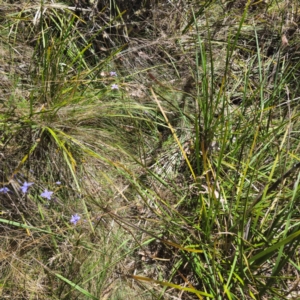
[0,0,300,299]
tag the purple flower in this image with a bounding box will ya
[111,84,119,90]
[20,182,34,193]
[110,71,117,77]
[70,214,80,225]
[40,189,53,200]
[55,181,61,185]
[0,187,10,193]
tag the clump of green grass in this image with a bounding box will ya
[116,1,300,299]
[1,0,300,299]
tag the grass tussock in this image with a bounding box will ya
[0,0,300,299]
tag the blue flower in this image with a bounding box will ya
[0,187,10,193]
[111,84,119,90]
[55,181,61,185]
[110,71,117,77]
[40,189,53,200]
[20,182,34,193]
[70,214,80,225]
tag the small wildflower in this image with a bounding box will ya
[70,214,80,225]
[55,181,61,185]
[111,84,119,90]
[0,187,10,193]
[109,71,117,77]
[20,181,34,193]
[40,189,53,200]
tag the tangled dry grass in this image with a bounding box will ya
[1,0,300,299]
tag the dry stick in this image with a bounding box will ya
[246,161,300,216]
[149,87,196,181]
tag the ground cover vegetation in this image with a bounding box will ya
[0,0,300,299]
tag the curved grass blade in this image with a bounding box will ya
[55,273,98,300]
[127,274,213,298]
